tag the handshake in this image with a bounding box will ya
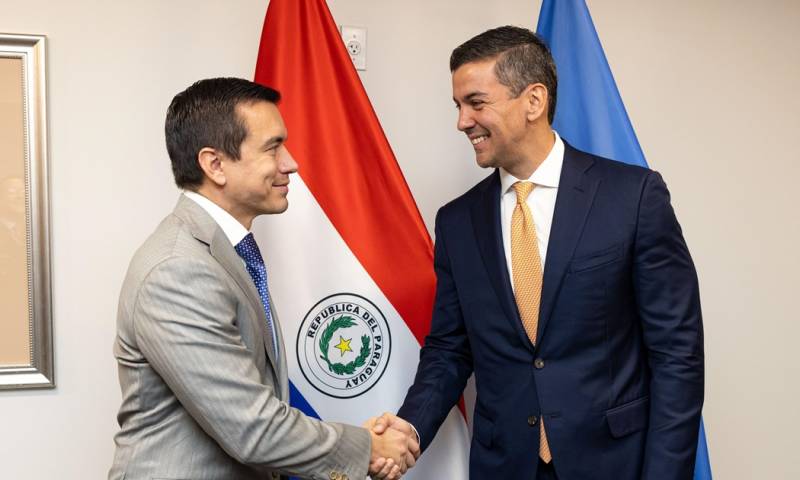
[364,413,421,479]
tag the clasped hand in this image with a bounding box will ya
[363,413,421,480]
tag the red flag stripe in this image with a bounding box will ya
[254,0,435,346]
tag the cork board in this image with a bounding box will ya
[0,56,31,367]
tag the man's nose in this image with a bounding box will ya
[457,107,475,132]
[278,145,298,173]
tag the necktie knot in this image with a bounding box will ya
[235,233,264,268]
[513,181,535,204]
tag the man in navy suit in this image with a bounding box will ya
[374,26,704,479]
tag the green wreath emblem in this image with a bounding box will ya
[319,315,371,375]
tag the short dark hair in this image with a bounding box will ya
[450,26,557,124]
[165,77,281,189]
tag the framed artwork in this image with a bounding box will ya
[0,33,53,390]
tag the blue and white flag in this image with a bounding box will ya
[537,1,712,478]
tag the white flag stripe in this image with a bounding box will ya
[254,169,469,478]
[254,175,419,413]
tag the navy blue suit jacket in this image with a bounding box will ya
[399,142,704,479]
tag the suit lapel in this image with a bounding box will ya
[208,231,280,373]
[470,171,534,351]
[173,196,281,381]
[538,144,599,343]
[266,294,290,401]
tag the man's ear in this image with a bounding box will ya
[197,147,226,187]
[524,83,549,124]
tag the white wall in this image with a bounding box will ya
[588,2,800,478]
[0,1,268,477]
[1,1,798,478]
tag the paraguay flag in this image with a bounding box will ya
[251,0,470,478]
[536,1,713,478]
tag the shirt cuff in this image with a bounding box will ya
[409,422,421,445]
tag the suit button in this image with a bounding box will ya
[527,415,538,426]
[534,358,545,369]
[329,473,340,480]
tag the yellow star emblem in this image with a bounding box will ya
[334,336,353,357]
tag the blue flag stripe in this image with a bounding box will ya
[536,0,647,168]
[695,419,713,478]
[289,380,320,419]
[287,381,319,480]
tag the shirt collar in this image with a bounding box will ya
[183,191,249,246]
[499,131,564,195]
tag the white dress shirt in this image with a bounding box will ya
[499,132,564,292]
[183,191,249,247]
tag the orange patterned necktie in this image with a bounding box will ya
[510,181,552,463]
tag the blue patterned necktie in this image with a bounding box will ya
[234,233,278,357]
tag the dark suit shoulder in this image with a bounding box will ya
[565,142,649,177]
[593,156,651,181]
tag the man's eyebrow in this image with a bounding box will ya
[455,91,488,103]
[262,135,286,149]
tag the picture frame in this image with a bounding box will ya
[0,33,53,390]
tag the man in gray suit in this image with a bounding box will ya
[110,78,415,480]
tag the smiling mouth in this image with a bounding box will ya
[471,135,488,146]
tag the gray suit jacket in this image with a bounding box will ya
[110,196,370,480]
